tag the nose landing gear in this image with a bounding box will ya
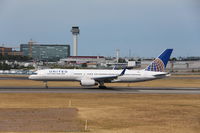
[43,81,48,88]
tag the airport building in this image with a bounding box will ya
[0,47,23,56]
[20,41,70,61]
[59,56,106,68]
[0,47,12,56]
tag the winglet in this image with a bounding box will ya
[119,68,126,76]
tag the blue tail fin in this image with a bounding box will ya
[145,49,173,72]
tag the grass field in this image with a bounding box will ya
[0,76,200,132]
[0,93,199,133]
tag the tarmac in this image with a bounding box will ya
[0,86,199,94]
[1,76,200,80]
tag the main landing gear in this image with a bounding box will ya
[43,81,48,88]
[98,82,107,89]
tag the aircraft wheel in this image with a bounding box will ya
[99,86,107,89]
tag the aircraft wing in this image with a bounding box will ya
[92,68,126,82]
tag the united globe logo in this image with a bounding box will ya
[146,58,165,72]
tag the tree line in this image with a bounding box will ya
[0,62,34,70]
[0,55,32,61]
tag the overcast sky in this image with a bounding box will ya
[0,0,199,57]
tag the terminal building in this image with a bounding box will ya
[59,56,106,68]
[20,40,70,61]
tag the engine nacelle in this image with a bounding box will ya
[80,79,98,86]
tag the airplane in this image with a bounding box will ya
[29,49,173,88]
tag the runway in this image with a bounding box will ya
[1,76,200,80]
[0,86,199,94]
[0,77,28,80]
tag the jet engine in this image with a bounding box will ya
[80,79,98,86]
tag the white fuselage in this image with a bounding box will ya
[29,69,168,83]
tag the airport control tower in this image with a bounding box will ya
[71,26,80,56]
